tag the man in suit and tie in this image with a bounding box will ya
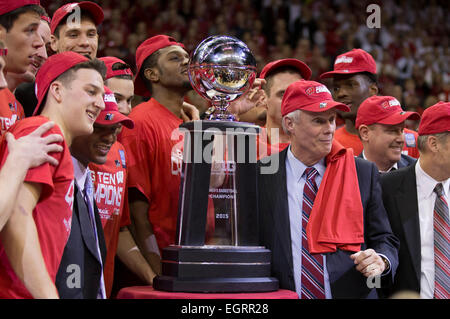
[355,95,420,173]
[380,101,450,299]
[258,80,399,299]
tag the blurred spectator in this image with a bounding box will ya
[41,0,448,123]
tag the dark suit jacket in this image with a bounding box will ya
[357,153,416,170]
[55,184,107,299]
[258,148,399,299]
[380,163,421,295]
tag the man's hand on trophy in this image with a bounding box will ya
[228,78,267,118]
[181,101,201,122]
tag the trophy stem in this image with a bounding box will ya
[209,100,236,121]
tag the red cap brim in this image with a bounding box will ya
[95,110,134,129]
[377,111,421,126]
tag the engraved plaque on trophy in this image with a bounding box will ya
[153,36,279,293]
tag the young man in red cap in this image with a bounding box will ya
[259,80,399,299]
[356,95,420,173]
[100,56,134,116]
[56,87,133,299]
[0,51,105,298]
[50,1,104,59]
[258,58,312,159]
[381,101,450,299]
[319,48,419,158]
[119,35,193,275]
[0,0,45,135]
[96,57,156,297]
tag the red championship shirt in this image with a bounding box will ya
[0,88,25,137]
[119,98,184,252]
[334,126,420,158]
[0,116,74,299]
[89,141,130,298]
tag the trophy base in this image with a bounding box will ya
[153,276,279,293]
[153,245,279,293]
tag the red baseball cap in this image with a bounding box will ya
[418,101,450,136]
[95,86,134,129]
[0,0,40,15]
[355,96,420,129]
[33,51,90,115]
[260,58,312,80]
[99,56,133,80]
[281,80,350,116]
[319,49,377,79]
[50,1,104,35]
[134,35,185,97]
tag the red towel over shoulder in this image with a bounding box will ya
[306,140,364,254]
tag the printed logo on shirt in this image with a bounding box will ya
[65,180,75,210]
[0,114,17,133]
[118,150,126,168]
[93,170,125,220]
[171,148,183,176]
[404,132,416,147]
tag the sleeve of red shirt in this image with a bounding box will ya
[0,120,63,201]
[120,149,131,227]
[119,125,154,203]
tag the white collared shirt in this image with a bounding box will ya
[415,158,450,299]
[285,146,332,298]
[71,156,106,299]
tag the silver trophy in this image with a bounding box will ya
[188,35,257,121]
[153,36,278,293]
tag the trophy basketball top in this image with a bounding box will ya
[188,35,257,121]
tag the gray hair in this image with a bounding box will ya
[281,109,301,135]
[417,132,450,152]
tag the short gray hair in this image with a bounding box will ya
[281,109,301,135]
[417,132,450,152]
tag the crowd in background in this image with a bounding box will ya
[43,0,449,115]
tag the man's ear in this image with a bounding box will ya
[282,116,294,135]
[144,67,159,83]
[369,83,379,96]
[50,34,59,53]
[48,81,63,103]
[0,25,5,42]
[358,125,370,142]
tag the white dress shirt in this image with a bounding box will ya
[285,146,332,298]
[415,158,450,299]
[72,157,106,299]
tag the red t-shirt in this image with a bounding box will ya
[257,127,289,160]
[89,141,130,298]
[119,98,184,252]
[333,126,420,158]
[0,116,74,299]
[0,88,25,137]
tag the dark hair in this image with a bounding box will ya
[138,50,162,95]
[53,10,97,39]
[110,62,133,80]
[56,58,106,85]
[263,66,303,96]
[0,5,45,31]
[359,71,378,86]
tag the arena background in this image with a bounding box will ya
[42,0,448,121]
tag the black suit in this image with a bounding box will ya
[55,184,107,299]
[357,153,416,171]
[258,148,399,298]
[380,163,422,295]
